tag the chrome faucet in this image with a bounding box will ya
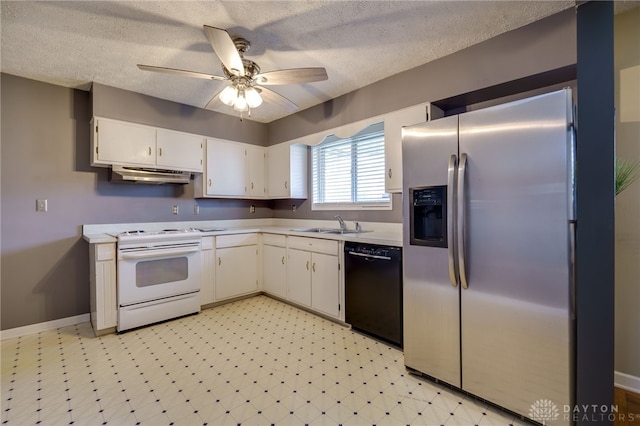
[335,215,348,231]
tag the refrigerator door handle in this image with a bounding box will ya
[458,153,469,289]
[447,154,459,287]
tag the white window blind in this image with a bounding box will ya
[312,122,390,210]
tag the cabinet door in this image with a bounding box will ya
[266,143,308,199]
[384,105,428,193]
[94,118,156,166]
[247,145,266,198]
[205,138,247,197]
[216,245,258,300]
[89,243,117,332]
[266,143,290,198]
[311,253,340,318]
[263,245,287,298]
[156,129,203,172]
[287,249,312,307]
[200,238,216,305]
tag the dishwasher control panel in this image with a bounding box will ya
[344,242,400,259]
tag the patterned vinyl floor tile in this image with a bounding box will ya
[2,295,524,426]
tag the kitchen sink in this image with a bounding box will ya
[289,227,369,235]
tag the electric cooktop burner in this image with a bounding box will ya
[115,229,202,246]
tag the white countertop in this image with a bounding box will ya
[83,219,403,247]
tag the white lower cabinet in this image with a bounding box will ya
[310,252,340,318]
[286,248,313,306]
[286,236,341,319]
[215,234,260,301]
[200,236,216,305]
[262,234,287,299]
[89,242,117,333]
[88,231,345,336]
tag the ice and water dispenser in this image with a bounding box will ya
[409,186,447,247]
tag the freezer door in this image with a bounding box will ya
[402,115,461,387]
[458,89,573,424]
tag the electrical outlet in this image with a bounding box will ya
[36,199,48,212]
[249,205,255,214]
[292,204,297,212]
[172,205,179,215]
[193,204,200,215]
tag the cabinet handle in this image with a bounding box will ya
[312,262,316,272]
[158,147,163,156]
[251,182,254,190]
[306,260,309,270]
[284,181,288,189]
[208,179,212,187]
[218,257,221,266]
[388,168,392,178]
[148,147,152,156]
[281,256,285,265]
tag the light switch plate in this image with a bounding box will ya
[36,199,48,212]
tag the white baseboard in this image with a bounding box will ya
[1,314,90,340]
[615,371,640,394]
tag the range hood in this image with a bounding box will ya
[109,166,191,184]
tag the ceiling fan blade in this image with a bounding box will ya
[137,64,226,81]
[202,25,244,77]
[254,68,328,85]
[257,87,298,112]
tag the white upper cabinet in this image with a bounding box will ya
[198,138,248,197]
[92,118,156,167]
[247,144,266,198]
[91,117,204,172]
[196,138,269,199]
[266,143,308,199]
[156,129,203,172]
[384,103,443,193]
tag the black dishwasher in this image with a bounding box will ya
[345,242,403,348]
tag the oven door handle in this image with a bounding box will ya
[120,246,200,260]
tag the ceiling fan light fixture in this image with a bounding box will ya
[219,85,238,106]
[233,90,249,112]
[245,87,263,108]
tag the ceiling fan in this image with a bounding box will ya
[138,25,328,119]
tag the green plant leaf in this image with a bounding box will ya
[616,157,640,196]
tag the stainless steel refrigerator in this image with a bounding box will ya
[402,89,574,425]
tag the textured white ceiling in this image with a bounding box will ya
[1,1,624,123]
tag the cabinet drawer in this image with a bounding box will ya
[288,236,338,255]
[263,233,287,247]
[201,236,215,250]
[216,233,258,248]
[95,243,115,261]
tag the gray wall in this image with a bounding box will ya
[614,6,640,380]
[0,74,271,330]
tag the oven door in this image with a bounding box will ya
[118,244,202,307]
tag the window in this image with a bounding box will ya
[311,121,391,210]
